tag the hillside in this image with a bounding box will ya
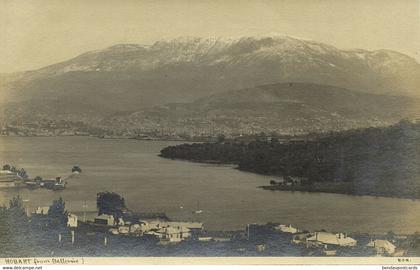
[104,83,420,136]
[160,120,420,199]
[1,35,420,130]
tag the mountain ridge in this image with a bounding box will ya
[1,35,419,136]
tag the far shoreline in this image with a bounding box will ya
[0,134,209,143]
[4,134,418,201]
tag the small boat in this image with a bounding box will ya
[72,165,82,173]
[53,182,66,191]
[193,201,203,214]
[52,177,66,191]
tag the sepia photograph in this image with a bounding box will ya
[1,0,420,266]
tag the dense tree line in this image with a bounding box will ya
[0,196,68,257]
[97,192,127,218]
[160,120,420,198]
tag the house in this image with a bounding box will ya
[275,224,299,234]
[256,244,266,253]
[67,213,78,228]
[306,232,357,247]
[94,214,116,226]
[366,239,396,255]
[157,226,191,243]
[138,220,203,232]
[141,222,194,243]
[34,206,50,215]
[118,226,130,235]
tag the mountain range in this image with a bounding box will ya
[1,36,419,136]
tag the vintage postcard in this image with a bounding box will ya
[0,0,420,267]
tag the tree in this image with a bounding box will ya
[97,192,127,218]
[2,196,29,236]
[47,197,68,228]
[48,197,66,218]
[386,230,396,241]
[8,196,27,222]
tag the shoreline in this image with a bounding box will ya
[159,156,420,201]
[258,184,419,201]
[0,134,206,143]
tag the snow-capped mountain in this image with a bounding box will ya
[1,35,419,134]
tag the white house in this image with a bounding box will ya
[157,226,191,243]
[367,239,396,255]
[118,226,130,235]
[142,222,193,243]
[34,206,50,215]
[139,220,203,232]
[306,232,357,247]
[67,213,78,228]
[275,224,299,234]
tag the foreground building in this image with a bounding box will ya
[366,239,396,256]
[305,232,357,247]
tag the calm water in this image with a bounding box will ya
[0,136,419,234]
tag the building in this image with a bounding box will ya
[275,224,299,234]
[67,213,78,228]
[139,220,203,232]
[118,226,130,235]
[366,239,396,255]
[94,214,116,226]
[34,206,50,215]
[0,170,18,188]
[0,170,17,180]
[306,232,357,247]
[155,226,191,243]
[137,220,200,243]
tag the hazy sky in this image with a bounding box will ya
[1,0,419,73]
